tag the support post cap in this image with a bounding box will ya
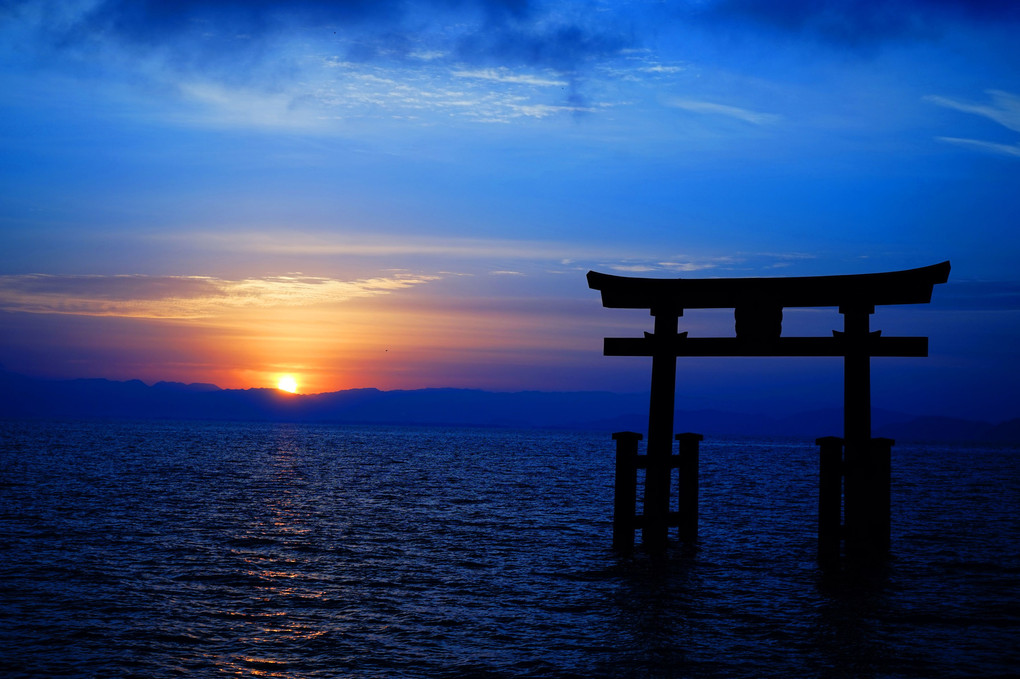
[674,432,704,441]
[612,431,643,441]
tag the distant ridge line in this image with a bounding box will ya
[0,369,1017,443]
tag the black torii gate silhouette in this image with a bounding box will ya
[587,261,951,560]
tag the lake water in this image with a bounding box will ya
[1,419,1017,678]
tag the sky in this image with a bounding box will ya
[1,0,1018,420]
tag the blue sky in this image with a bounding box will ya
[1,0,1018,420]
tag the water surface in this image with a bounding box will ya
[1,420,1017,677]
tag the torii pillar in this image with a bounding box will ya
[644,307,680,551]
[841,304,874,555]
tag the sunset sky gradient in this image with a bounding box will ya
[1,1,1018,420]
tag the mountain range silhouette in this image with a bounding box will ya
[1,368,1017,443]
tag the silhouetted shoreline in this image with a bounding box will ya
[2,369,1017,443]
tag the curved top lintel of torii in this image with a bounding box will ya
[587,261,950,312]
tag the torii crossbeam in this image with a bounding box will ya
[588,261,951,557]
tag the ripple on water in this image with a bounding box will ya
[0,421,1017,678]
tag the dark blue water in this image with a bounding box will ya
[1,420,1017,678]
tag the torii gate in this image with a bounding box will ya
[587,261,950,559]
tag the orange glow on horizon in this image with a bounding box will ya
[30,283,600,394]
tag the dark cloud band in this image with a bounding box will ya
[17,0,627,74]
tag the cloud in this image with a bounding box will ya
[160,232,819,279]
[927,90,1020,158]
[0,272,440,319]
[658,260,734,273]
[934,137,1020,158]
[700,0,1020,47]
[638,64,685,74]
[163,63,601,129]
[174,81,329,130]
[8,0,630,73]
[667,98,780,125]
[926,90,1020,133]
[453,68,568,87]
[177,231,635,262]
[608,265,658,273]
[601,253,825,276]
[1,0,636,127]
[608,257,737,274]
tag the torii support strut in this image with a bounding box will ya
[589,261,950,557]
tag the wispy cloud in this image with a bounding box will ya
[603,252,821,276]
[667,99,780,125]
[159,59,604,129]
[174,81,329,130]
[0,273,439,319]
[927,90,1020,158]
[163,233,820,279]
[3,0,635,128]
[926,90,1020,133]
[176,231,638,263]
[638,64,686,74]
[453,68,568,87]
[658,260,735,272]
[608,265,658,273]
[608,257,736,274]
[934,137,1020,158]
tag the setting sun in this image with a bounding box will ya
[277,375,298,393]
